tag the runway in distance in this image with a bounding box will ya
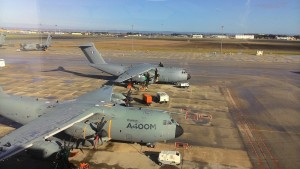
[0,34,6,47]
[19,34,52,51]
[79,43,191,85]
[0,85,183,162]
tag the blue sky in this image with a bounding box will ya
[0,0,299,34]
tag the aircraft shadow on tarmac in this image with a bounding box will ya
[144,151,160,164]
[291,71,300,75]
[144,151,180,169]
[0,115,22,129]
[42,66,115,81]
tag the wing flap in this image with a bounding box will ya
[115,63,154,83]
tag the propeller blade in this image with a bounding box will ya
[154,68,159,83]
[94,135,99,149]
[99,116,104,124]
[97,120,107,131]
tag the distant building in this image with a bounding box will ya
[192,34,203,38]
[55,32,64,35]
[126,34,142,37]
[72,32,82,35]
[211,35,228,39]
[235,34,254,39]
[19,30,38,34]
[276,36,296,40]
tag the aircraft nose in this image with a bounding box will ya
[187,73,191,80]
[175,125,184,138]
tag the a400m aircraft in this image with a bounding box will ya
[80,43,191,85]
[0,85,184,162]
[19,34,52,51]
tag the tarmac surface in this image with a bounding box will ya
[0,39,299,169]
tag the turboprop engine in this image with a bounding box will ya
[64,116,110,149]
[64,122,95,140]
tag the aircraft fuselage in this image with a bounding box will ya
[0,93,183,145]
[92,63,191,84]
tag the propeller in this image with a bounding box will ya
[124,88,133,107]
[145,68,159,86]
[90,117,108,149]
[144,72,151,87]
[154,68,159,83]
[54,140,74,169]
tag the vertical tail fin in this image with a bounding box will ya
[0,33,6,45]
[79,43,106,64]
[45,34,52,47]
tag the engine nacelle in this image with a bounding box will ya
[131,70,156,83]
[131,74,147,82]
[64,122,95,139]
[111,93,126,105]
[27,141,60,159]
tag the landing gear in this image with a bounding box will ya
[146,143,155,148]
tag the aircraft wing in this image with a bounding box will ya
[0,86,113,161]
[76,85,113,104]
[114,63,154,83]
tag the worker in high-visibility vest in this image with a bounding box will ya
[79,163,90,169]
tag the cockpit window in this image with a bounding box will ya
[163,120,173,125]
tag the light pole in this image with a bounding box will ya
[221,25,224,56]
[131,24,134,56]
[39,24,42,44]
[161,24,164,37]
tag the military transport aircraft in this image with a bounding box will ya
[79,43,191,85]
[0,85,183,162]
[19,34,52,51]
[0,33,6,47]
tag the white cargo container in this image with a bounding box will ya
[0,59,5,67]
[176,82,189,88]
[158,150,182,166]
[157,92,169,103]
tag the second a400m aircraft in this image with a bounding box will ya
[80,43,191,85]
[19,34,52,51]
[0,85,183,161]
